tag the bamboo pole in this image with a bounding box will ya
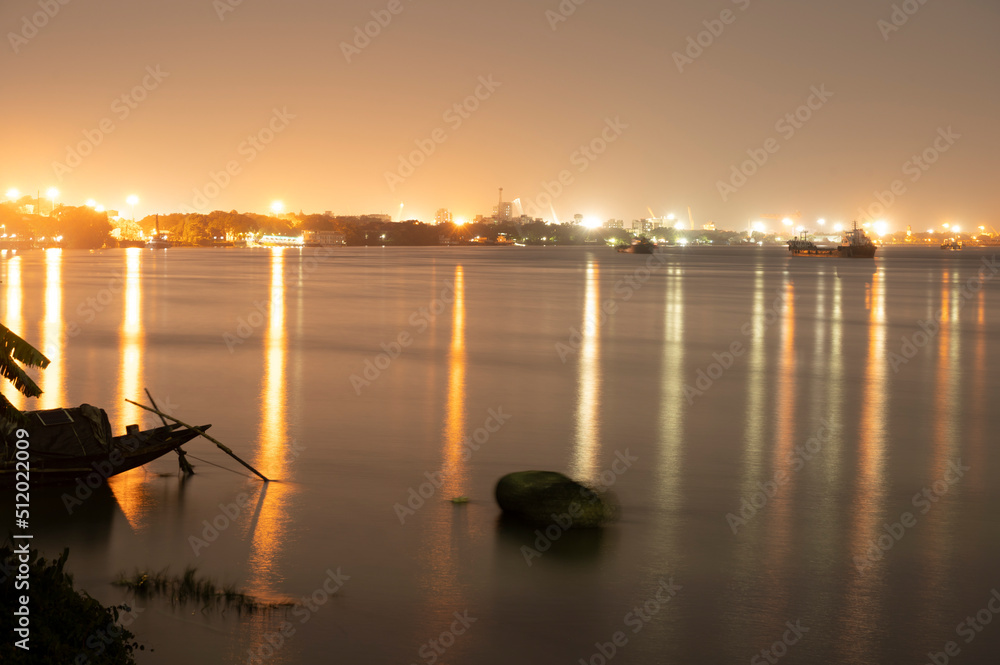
[145,389,195,475]
[125,399,270,482]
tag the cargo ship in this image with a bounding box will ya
[787,222,877,258]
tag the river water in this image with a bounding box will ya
[3,245,1000,664]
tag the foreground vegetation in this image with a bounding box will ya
[0,546,143,664]
[114,567,292,615]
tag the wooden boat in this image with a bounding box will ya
[1,405,208,486]
[616,238,656,254]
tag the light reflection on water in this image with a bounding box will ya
[570,260,601,482]
[39,248,64,410]
[1,246,999,664]
[3,254,25,410]
[246,248,295,596]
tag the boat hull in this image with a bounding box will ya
[1,420,209,487]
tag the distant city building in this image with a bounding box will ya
[435,208,453,225]
[605,219,624,229]
[493,201,513,221]
[303,230,346,246]
[488,187,513,222]
[633,219,662,233]
[573,214,584,225]
[368,214,392,223]
[702,222,716,231]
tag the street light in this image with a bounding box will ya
[271,200,284,215]
[5,188,19,200]
[47,187,59,214]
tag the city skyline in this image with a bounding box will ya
[2,0,997,230]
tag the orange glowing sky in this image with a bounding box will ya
[1,0,998,230]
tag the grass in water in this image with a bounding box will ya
[114,567,294,615]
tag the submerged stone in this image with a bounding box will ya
[494,470,616,528]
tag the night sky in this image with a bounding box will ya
[2,0,997,229]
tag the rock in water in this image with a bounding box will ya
[494,470,616,528]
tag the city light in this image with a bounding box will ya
[583,216,601,229]
[86,199,97,208]
[782,217,793,226]
[47,187,59,201]
[454,217,467,226]
[271,200,284,214]
[752,222,765,233]
[833,223,844,232]
[126,194,139,206]
[874,220,888,236]
[5,188,19,200]
[817,218,826,226]
[667,213,676,221]
[952,225,960,233]
[96,205,105,213]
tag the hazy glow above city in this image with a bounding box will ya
[1,0,997,231]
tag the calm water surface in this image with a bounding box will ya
[3,245,1000,664]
